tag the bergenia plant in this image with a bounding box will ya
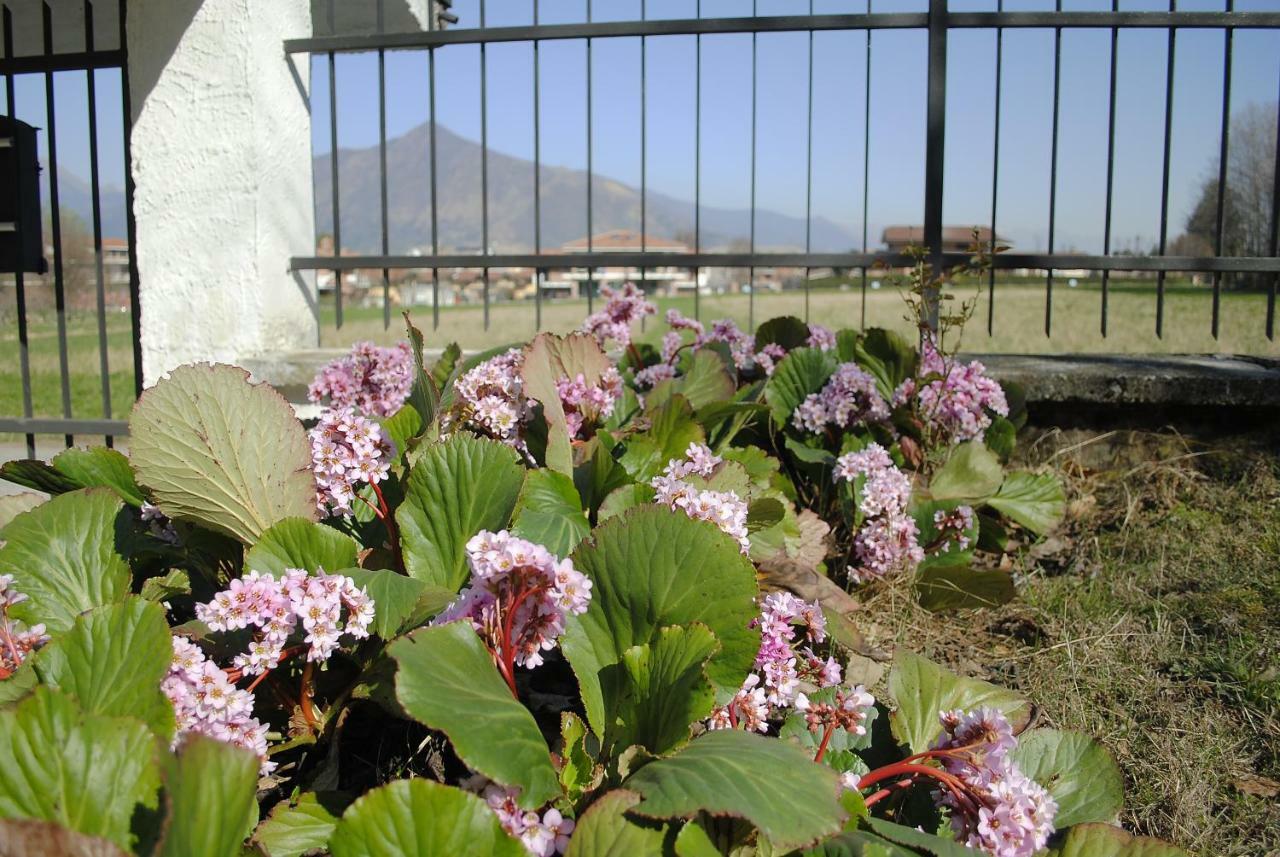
[0,297,1173,857]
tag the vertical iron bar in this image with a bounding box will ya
[1046,3,1062,338]
[429,45,440,329]
[749,1,757,332]
[533,0,541,332]
[1211,3,1233,340]
[119,0,142,397]
[923,0,947,335]
[988,3,1003,336]
[43,2,74,447]
[586,0,594,314]
[694,0,701,322]
[328,0,342,329]
[3,7,35,457]
[861,2,871,331]
[84,0,112,445]
[640,0,647,324]
[378,0,390,330]
[1268,61,1279,341]
[804,1,813,324]
[480,0,490,330]
[1100,0,1118,337]
[1156,1,1175,339]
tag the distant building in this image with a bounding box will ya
[881,226,1004,254]
[549,229,706,298]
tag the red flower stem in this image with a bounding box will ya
[368,482,404,574]
[300,661,320,730]
[494,580,549,699]
[814,722,837,764]
[862,777,915,809]
[858,762,976,815]
[626,342,645,370]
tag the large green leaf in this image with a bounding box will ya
[0,819,129,857]
[564,790,675,857]
[763,347,838,427]
[1010,729,1124,828]
[244,518,360,575]
[0,489,131,634]
[129,363,317,543]
[802,829,918,856]
[0,492,44,530]
[650,350,736,411]
[624,730,845,851]
[0,688,161,851]
[618,395,706,483]
[49,447,146,507]
[512,469,590,557]
[562,507,759,738]
[390,622,559,808]
[755,315,812,353]
[329,778,526,857]
[928,441,1004,503]
[0,459,79,495]
[987,471,1066,536]
[340,567,430,639]
[33,597,175,738]
[521,332,613,474]
[252,792,350,857]
[886,652,1030,754]
[1046,824,1188,857]
[396,434,525,591]
[914,563,1015,612]
[403,313,442,431]
[861,818,979,856]
[612,624,719,756]
[853,328,918,401]
[157,735,260,857]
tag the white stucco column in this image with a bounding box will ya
[128,0,317,385]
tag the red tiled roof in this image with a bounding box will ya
[561,229,689,253]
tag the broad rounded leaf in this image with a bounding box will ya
[390,622,560,808]
[852,328,918,400]
[329,778,526,857]
[764,347,838,427]
[562,507,760,738]
[564,790,674,857]
[0,489,131,634]
[340,567,430,639]
[129,363,317,543]
[0,459,79,495]
[987,471,1066,536]
[0,492,44,530]
[928,442,1004,503]
[802,829,918,856]
[51,447,146,506]
[521,332,613,474]
[157,735,260,857]
[512,469,590,558]
[598,484,656,522]
[396,434,525,591]
[612,623,719,756]
[0,688,161,851]
[618,395,706,483]
[861,818,979,856]
[1010,729,1124,828]
[245,518,360,575]
[887,652,1029,754]
[914,564,1015,612]
[1046,823,1188,857]
[755,315,812,353]
[0,819,129,857]
[33,597,176,738]
[660,349,736,410]
[625,729,845,852]
[252,792,350,857]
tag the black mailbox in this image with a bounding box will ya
[0,117,46,275]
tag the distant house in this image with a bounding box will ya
[549,229,706,298]
[881,226,1004,254]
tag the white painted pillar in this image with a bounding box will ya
[127,0,318,385]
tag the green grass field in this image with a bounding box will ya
[1,277,1276,436]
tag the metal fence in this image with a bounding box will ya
[0,0,138,455]
[288,1,1280,343]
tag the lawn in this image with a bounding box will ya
[858,429,1280,855]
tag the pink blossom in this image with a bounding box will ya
[309,408,395,517]
[552,367,623,438]
[794,363,890,434]
[650,444,750,554]
[467,780,576,856]
[807,323,837,351]
[0,574,48,676]
[308,341,413,418]
[452,348,530,449]
[833,443,924,582]
[581,282,656,348]
[916,338,1009,443]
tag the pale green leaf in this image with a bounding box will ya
[512,469,590,558]
[670,349,736,410]
[245,518,360,575]
[340,567,430,639]
[618,396,706,483]
[928,441,1004,503]
[0,489,131,634]
[0,492,44,530]
[563,790,674,857]
[129,363,317,543]
[390,622,560,808]
[862,818,979,856]
[158,735,260,857]
[763,347,838,428]
[886,652,1030,754]
[252,792,351,857]
[521,333,613,474]
[1046,824,1188,857]
[558,712,602,801]
[624,730,845,852]
[51,447,146,506]
[139,569,191,603]
[914,564,1015,612]
[987,471,1066,536]
[612,624,719,756]
[329,778,526,857]
[396,434,525,591]
[852,328,918,401]
[1010,729,1124,828]
[597,484,656,522]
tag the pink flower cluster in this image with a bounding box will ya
[581,282,656,348]
[650,443,751,554]
[453,348,530,449]
[467,779,575,856]
[309,409,395,516]
[914,339,1009,443]
[554,367,623,438]
[933,505,975,553]
[436,531,592,671]
[794,363,891,434]
[834,444,923,582]
[196,568,374,672]
[932,708,1058,857]
[163,636,274,774]
[708,592,846,730]
[806,323,837,351]
[0,575,48,676]
[308,341,413,418]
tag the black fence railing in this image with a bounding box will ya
[288,2,1280,345]
[0,0,137,454]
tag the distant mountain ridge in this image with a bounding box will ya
[313,121,858,254]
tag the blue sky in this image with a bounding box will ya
[4,0,1279,253]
